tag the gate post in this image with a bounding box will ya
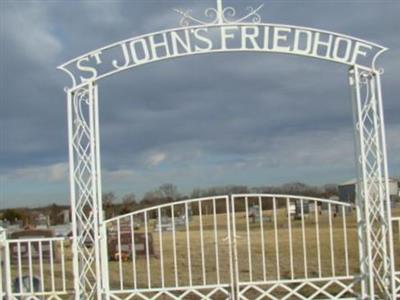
[0,227,6,298]
[67,82,104,299]
[349,66,396,299]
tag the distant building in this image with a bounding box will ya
[36,213,50,229]
[56,209,71,225]
[339,178,400,205]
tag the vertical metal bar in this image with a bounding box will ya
[328,203,335,277]
[300,199,308,278]
[0,237,3,299]
[244,196,252,282]
[376,71,396,298]
[130,215,137,289]
[100,223,110,297]
[93,83,103,227]
[117,219,123,290]
[144,212,151,288]
[370,75,390,290]
[39,241,45,292]
[229,196,239,300]
[342,206,350,277]
[50,240,55,292]
[349,67,368,297]
[216,0,224,24]
[212,198,220,284]
[258,196,266,281]
[273,197,280,280]
[0,237,2,300]
[88,82,102,299]
[4,241,12,297]
[398,220,400,245]
[286,198,294,279]
[93,83,107,298]
[61,240,66,292]
[28,242,33,293]
[157,208,165,288]
[198,201,206,285]
[67,89,81,300]
[185,202,192,286]
[314,201,322,278]
[17,242,23,293]
[171,205,178,287]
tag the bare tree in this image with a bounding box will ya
[121,193,136,214]
[141,190,162,206]
[102,192,116,218]
[158,183,180,202]
[323,184,338,197]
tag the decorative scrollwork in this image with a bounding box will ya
[73,87,90,128]
[174,1,263,26]
[174,9,212,27]
[358,71,373,106]
[234,6,263,23]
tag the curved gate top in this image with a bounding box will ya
[51,1,398,300]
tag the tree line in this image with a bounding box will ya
[101,182,339,219]
[0,182,339,224]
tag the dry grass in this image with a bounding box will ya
[7,206,400,298]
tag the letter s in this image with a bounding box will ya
[77,57,97,82]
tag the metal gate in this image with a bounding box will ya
[57,0,397,297]
[101,194,363,299]
[0,1,396,299]
[0,195,399,299]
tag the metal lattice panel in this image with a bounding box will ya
[349,67,396,299]
[238,278,362,300]
[68,83,102,300]
[106,287,232,300]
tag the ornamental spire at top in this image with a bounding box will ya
[174,0,264,27]
[216,0,224,24]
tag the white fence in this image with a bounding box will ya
[102,194,362,299]
[0,196,399,299]
[0,236,73,300]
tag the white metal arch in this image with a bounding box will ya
[58,22,387,89]
[56,1,397,299]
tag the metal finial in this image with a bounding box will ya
[216,0,224,24]
[174,0,263,26]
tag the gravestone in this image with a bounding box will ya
[154,216,173,232]
[107,231,154,261]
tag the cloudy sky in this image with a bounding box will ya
[1,0,399,209]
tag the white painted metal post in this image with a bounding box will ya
[349,66,395,299]
[376,70,396,300]
[349,67,369,298]
[0,228,5,299]
[67,89,80,300]
[67,82,103,300]
[3,237,11,298]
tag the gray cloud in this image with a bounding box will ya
[1,0,399,208]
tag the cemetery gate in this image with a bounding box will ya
[1,0,399,299]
